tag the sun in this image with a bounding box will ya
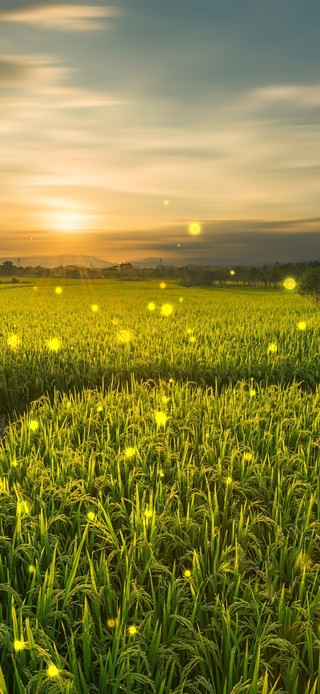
[188,222,201,236]
[50,211,89,233]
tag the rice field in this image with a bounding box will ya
[0,280,320,693]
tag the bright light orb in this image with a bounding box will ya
[188,222,201,236]
[29,420,39,432]
[106,617,118,628]
[161,303,173,316]
[230,270,235,276]
[14,640,26,652]
[267,343,277,353]
[7,334,20,350]
[87,511,95,521]
[47,664,60,678]
[125,447,136,458]
[184,569,192,578]
[159,282,166,289]
[155,410,167,427]
[283,277,296,290]
[47,338,61,352]
[55,287,63,295]
[297,321,307,331]
[128,625,138,635]
[163,199,170,206]
[147,302,156,311]
[91,304,99,312]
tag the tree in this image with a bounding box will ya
[297,268,320,306]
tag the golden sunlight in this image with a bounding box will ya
[49,211,90,233]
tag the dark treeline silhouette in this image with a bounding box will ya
[0,259,319,288]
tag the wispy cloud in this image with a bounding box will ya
[0,4,119,32]
[251,84,320,109]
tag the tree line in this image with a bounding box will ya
[0,259,319,289]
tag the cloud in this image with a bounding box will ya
[0,4,119,32]
[0,57,34,84]
[251,84,320,109]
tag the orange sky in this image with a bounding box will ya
[1,1,320,263]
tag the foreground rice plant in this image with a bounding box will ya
[0,281,320,692]
[0,378,320,693]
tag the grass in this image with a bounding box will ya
[0,281,319,692]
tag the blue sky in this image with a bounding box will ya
[1,0,320,263]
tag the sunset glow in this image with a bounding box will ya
[0,0,318,264]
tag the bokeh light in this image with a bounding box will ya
[155,411,167,426]
[283,277,296,290]
[47,338,62,352]
[188,222,201,236]
[161,303,173,316]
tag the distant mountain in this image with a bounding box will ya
[0,254,115,268]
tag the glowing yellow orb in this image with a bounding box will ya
[106,617,117,628]
[33,286,38,291]
[159,282,166,289]
[188,222,201,236]
[55,287,63,295]
[155,410,167,426]
[283,277,296,290]
[87,512,95,521]
[91,304,99,312]
[267,343,277,353]
[184,569,192,578]
[297,321,306,330]
[147,302,156,311]
[125,447,136,458]
[163,199,170,206]
[128,625,138,635]
[230,270,235,276]
[13,640,26,652]
[161,303,173,316]
[29,420,39,432]
[47,338,61,352]
[179,297,183,303]
[189,336,196,343]
[47,664,60,678]
[7,334,20,349]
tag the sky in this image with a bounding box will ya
[1,0,320,265]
